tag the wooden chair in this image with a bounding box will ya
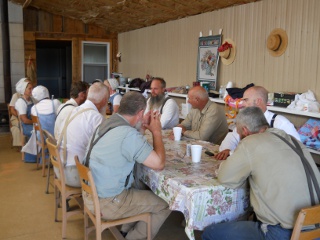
[7,104,13,147]
[43,129,56,194]
[291,205,320,240]
[16,111,26,161]
[31,115,50,176]
[75,156,152,240]
[46,138,83,239]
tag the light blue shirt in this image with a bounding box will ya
[88,125,153,198]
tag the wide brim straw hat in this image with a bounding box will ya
[267,28,288,57]
[219,39,236,65]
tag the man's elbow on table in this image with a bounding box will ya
[143,151,165,170]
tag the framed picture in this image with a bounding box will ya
[197,35,222,91]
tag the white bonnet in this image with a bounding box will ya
[32,85,49,101]
[15,78,30,94]
[108,78,119,90]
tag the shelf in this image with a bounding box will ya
[267,106,320,118]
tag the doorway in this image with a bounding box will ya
[36,40,72,99]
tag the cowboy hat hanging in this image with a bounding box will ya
[218,39,236,65]
[267,28,288,57]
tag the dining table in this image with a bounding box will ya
[137,130,250,240]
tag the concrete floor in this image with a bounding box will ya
[0,132,202,240]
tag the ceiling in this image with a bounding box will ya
[10,0,258,33]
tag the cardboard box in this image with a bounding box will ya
[274,92,297,107]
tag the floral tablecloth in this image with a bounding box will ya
[138,130,250,240]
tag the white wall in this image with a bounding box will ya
[118,0,320,99]
[0,2,25,103]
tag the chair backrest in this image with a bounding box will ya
[46,137,67,191]
[31,115,46,146]
[75,156,102,225]
[16,110,26,144]
[43,129,57,145]
[7,104,13,129]
[291,205,320,240]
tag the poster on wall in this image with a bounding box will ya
[197,35,222,91]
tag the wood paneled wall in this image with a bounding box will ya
[118,0,320,99]
[22,7,118,84]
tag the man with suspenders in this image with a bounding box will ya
[56,82,109,187]
[216,86,301,160]
[54,81,89,140]
[144,77,179,129]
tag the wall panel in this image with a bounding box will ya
[119,0,320,99]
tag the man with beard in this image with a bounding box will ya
[83,91,171,239]
[145,77,179,129]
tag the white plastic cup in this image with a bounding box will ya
[191,145,203,163]
[173,127,182,141]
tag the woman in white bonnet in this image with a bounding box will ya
[14,78,37,162]
[104,78,122,113]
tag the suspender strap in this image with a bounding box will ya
[56,103,75,118]
[160,97,171,114]
[57,108,94,166]
[271,132,320,205]
[270,114,278,128]
[84,114,132,188]
[84,124,111,167]
[85,124,133,188]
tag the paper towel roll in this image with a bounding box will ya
[226,81,233,88]
[224,82,233,98]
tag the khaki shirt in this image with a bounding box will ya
[218,128,320,229]
[181,100,228,145]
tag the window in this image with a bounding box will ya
[82,42,110,83]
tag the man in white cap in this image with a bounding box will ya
[104,78,122,113]
[56,82,109,187]
[144,77,179,129]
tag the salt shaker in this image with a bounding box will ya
[186,144,191,157]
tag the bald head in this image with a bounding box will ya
[189,86,209,100]
[188,86,209,110]
[243,86,268,112]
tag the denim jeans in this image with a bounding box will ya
[202,221,292,240]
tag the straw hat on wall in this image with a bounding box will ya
[267,28,288,57]
[218,39,236,65]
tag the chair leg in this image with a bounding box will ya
[41,149,46,177]
[54,186,60,222]
[84,213,89,240]
[61,194,67,238]
[45,160,51,194]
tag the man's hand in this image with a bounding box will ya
[215,149,230,160]
[143,111,151,125]
[143,111,162,135]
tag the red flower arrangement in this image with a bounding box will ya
[218,42,233,52]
